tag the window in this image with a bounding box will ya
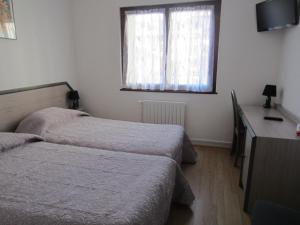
[120,1,221,94]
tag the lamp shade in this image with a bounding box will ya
[263,85,276,97]
[68,90,80,100]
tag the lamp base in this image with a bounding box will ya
[264,96,272,109]
[72,100,79,110]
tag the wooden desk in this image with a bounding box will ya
[240,105,300,214]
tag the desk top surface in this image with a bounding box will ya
[240,105,300,140]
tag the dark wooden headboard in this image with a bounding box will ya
[0,82,73,132]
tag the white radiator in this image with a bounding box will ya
[140,100,186,127]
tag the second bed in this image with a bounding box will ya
[16,107,197,164]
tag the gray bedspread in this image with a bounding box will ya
[0,133,194,225]
[16,107,197,164]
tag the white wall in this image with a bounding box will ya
[0,0,291,145]
[278,25,300,120]
[0,0,77,91]
[72,0,283,146]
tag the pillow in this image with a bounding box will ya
[0,133,43,152]
[15,107,89,135]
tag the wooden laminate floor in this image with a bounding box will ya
[167,146,251,225]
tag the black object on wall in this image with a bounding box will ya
[256,0,299,32]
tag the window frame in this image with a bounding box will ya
[120,0,222,94]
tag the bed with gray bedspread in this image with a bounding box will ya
[0,133,194,225]
[16,107,197,164]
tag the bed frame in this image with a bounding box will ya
[0,82,73,132]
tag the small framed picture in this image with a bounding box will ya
[0,0,16,39]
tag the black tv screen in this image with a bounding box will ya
[256,0,299,32]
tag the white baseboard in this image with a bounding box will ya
[191,138,232,149]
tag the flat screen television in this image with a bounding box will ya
[256,0,299,32]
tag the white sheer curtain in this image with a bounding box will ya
[166,5,215,92]
[123,9,166,90]
[122,5,215,92]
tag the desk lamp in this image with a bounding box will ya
[68,90,80,109]
[263,85,276,109]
